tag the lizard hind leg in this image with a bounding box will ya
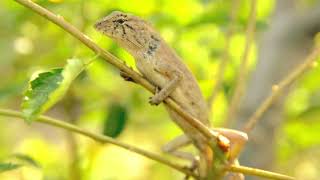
[162,134,194,160]
[162,135,200,174]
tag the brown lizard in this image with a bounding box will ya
[94,11,247,178]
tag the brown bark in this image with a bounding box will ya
[232,1,320,179]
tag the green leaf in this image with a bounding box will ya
[103,104,128,138]
[47,58,85,111]
[12,154,40,168]
[0,163,21,173]
[22,58,85,123]
[22,68,63,122]
[0,154,40,174]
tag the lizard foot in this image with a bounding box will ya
[183,157,200,180]
[120,70,135,82]
[149,87,162,105]
[149,96,161,105]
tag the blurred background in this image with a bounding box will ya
[0,0,320,179]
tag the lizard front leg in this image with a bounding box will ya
[149,61,183,105]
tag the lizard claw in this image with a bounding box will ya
[149,96,161,105]
[149,87,161,105]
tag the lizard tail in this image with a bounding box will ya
[198,145,213,178]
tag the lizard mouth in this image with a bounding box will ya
[94,22,114,37]
[93,21,105,32]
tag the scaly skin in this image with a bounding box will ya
[94,11,247,178]
[94,11,210,147]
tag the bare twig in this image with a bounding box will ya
[0,108,295,180]
[13,0,218,145]
[225,0,257,125]
[0,108,198,178]
[244,46,320,133]
[207,0,240,109]
[226,165,295,180]
[11,1,298,179]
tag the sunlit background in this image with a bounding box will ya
[0,0,320,179]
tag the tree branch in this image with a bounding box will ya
[10,1,298,179]
[13,0,218,148]
[0,108,198,178]
[0,108,295,180]
[244,46,320,133]
[226,165,295,180]
[225,0,257,125]
[207,0,240,109]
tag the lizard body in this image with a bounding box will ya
[94,11,210,150]
[94,11,247,178]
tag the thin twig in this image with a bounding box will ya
[10,1,298,179]
[207,0,240,109]
[225,0,257,126]
[0,108,198,178]
[0,108,295,180]
[226,165,295,180]
[244,46,320,133]
[13,0,218,145]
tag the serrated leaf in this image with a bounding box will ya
[103,104,128,138]
[0,163,21,173]
[46,58,85,111]
[22,58,85,123]
[22,69,63,122]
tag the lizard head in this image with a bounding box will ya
[94,11,160,54]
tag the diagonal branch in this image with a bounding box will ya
[244,46,320,134]
[10,1,297,179]
[225,0,257,126]
[13,0,218,147]
[0,108,295,180]
[207,0,240,109]
[0,108,198,178]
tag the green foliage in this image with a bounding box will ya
[22,58,85,123]
[103,103,128,138]
[0,163,21,173]
[0,0,318,179]
[0,154,40,174]
[22,68,63,122]
[12,154,40,168]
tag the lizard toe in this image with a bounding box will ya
[149,96,161,105]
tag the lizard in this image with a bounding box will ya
[94,11,248,178]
